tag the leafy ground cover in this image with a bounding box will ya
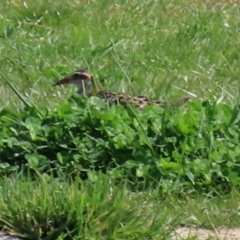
[1,98,240,193]
[1,0,240,239]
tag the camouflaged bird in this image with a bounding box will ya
[53,69,190,109]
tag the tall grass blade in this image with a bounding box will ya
[0,71,31,108]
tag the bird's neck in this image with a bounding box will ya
[76,79,100,97]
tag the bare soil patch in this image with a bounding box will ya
[172,227,240,240]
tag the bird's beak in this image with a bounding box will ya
[53,77,71,86]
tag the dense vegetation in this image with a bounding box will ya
[1,97,240,193]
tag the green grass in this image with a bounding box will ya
[1,0,240,109]
[1,0,240,239]
[0,174,172,239]
[1,174,240,239]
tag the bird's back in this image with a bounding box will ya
[97,90,169,109]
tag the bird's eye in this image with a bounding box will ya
[73,73,82,79]
[73,73,90,80]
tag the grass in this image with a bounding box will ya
[0,174,172,239]
[1,0,240,239]
[1,0,240,108]
[0,174,240,239]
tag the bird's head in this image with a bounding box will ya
[53,69,99,96]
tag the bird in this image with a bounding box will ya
[53,69,191,109]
